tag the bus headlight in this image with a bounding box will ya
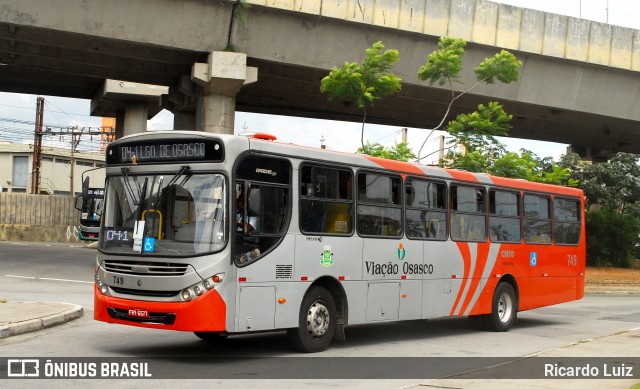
[181,273,224,302]
[181,289,193,301]
[100,284,109,295]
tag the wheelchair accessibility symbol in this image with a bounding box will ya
[143,237,155,253]
[530,252,537,267]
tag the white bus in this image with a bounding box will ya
[95,131,586,352]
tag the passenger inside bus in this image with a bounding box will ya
[235,185,261,263]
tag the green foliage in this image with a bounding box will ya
[321,41,402,150]
[474,50,522,84]
[486,149,577,185]
[441,150,491,172]
[567,153,640,216]
[415,37,522,161]
[321,41,401,109]
[446,102,512,151]
[358,142,416,162]
[233,0,251,24]
[418,37,466,86]
[586,209,640,268]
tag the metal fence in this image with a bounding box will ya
[0,193,79,226]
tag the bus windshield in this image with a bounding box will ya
[99,169,227,256]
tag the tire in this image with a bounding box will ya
[287,286,336,353]
[482,282,517,332]
[194,332,228,343]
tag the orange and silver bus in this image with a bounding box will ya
[94,131,585,352]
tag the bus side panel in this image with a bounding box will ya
[525,245,581,310]
[342,281,368,325]
[294,234,363,285]
[235,234,297,331]
[422,241,465,318]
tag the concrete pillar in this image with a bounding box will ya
[122,101,148,137]
[191,51,257,134]
[115,110,125,140]
[91,80,168,140]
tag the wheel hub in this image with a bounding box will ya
[306,300,330,337]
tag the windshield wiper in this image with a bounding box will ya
[154,165,191,208]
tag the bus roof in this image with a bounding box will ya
[113,131,583,198]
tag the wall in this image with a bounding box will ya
[0,193,84,243]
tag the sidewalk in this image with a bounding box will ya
[0,301,83,339]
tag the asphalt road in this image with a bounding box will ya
[1,241,639,388]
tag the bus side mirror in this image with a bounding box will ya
[74,194,83,211]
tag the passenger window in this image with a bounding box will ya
[489,190,521,243]
[405,179,447,240]
[299,165,353,235]
[524,194,551,244]
[357,172,402,237]
[450,185,486,242]
[553,198,581,245]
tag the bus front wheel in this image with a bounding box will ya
[287,286,336,353]
[482,282,517,332]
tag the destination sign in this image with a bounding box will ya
[106,138,224,165]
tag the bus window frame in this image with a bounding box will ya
[523,193,553,245]
[298,162,355,237]
[449,184,488,243]
[232,152,293,267]
[355,169,404,239]
[405,176,448,241]
[552,196,582,246]
[488,189,522,244]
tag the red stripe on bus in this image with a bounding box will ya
[450,242,471,316]
[362,155,425,175]
[458,242,491,316]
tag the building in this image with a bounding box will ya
[0,141,105,195]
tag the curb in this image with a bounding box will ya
[0,304,84,339]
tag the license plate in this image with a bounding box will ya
[128,308,149,318]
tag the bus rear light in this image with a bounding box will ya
[338,276,345,281]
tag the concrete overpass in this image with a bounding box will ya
[1,0,639,159]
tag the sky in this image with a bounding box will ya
[1,0,638,163]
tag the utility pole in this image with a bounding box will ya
[31,96,44,194]
[70,130,81,196]
[38,126,115,196]
[401,127,407,144]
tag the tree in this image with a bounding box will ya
[416,37,522,162]
[487,149,578,186]
[320,41,402,150]
[357,141,416,162]
[561,152,640,267]
[568,153,640,216]
[585,209,640,268]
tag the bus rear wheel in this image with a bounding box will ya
[287,286,336,353]
[482,282,517,332]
